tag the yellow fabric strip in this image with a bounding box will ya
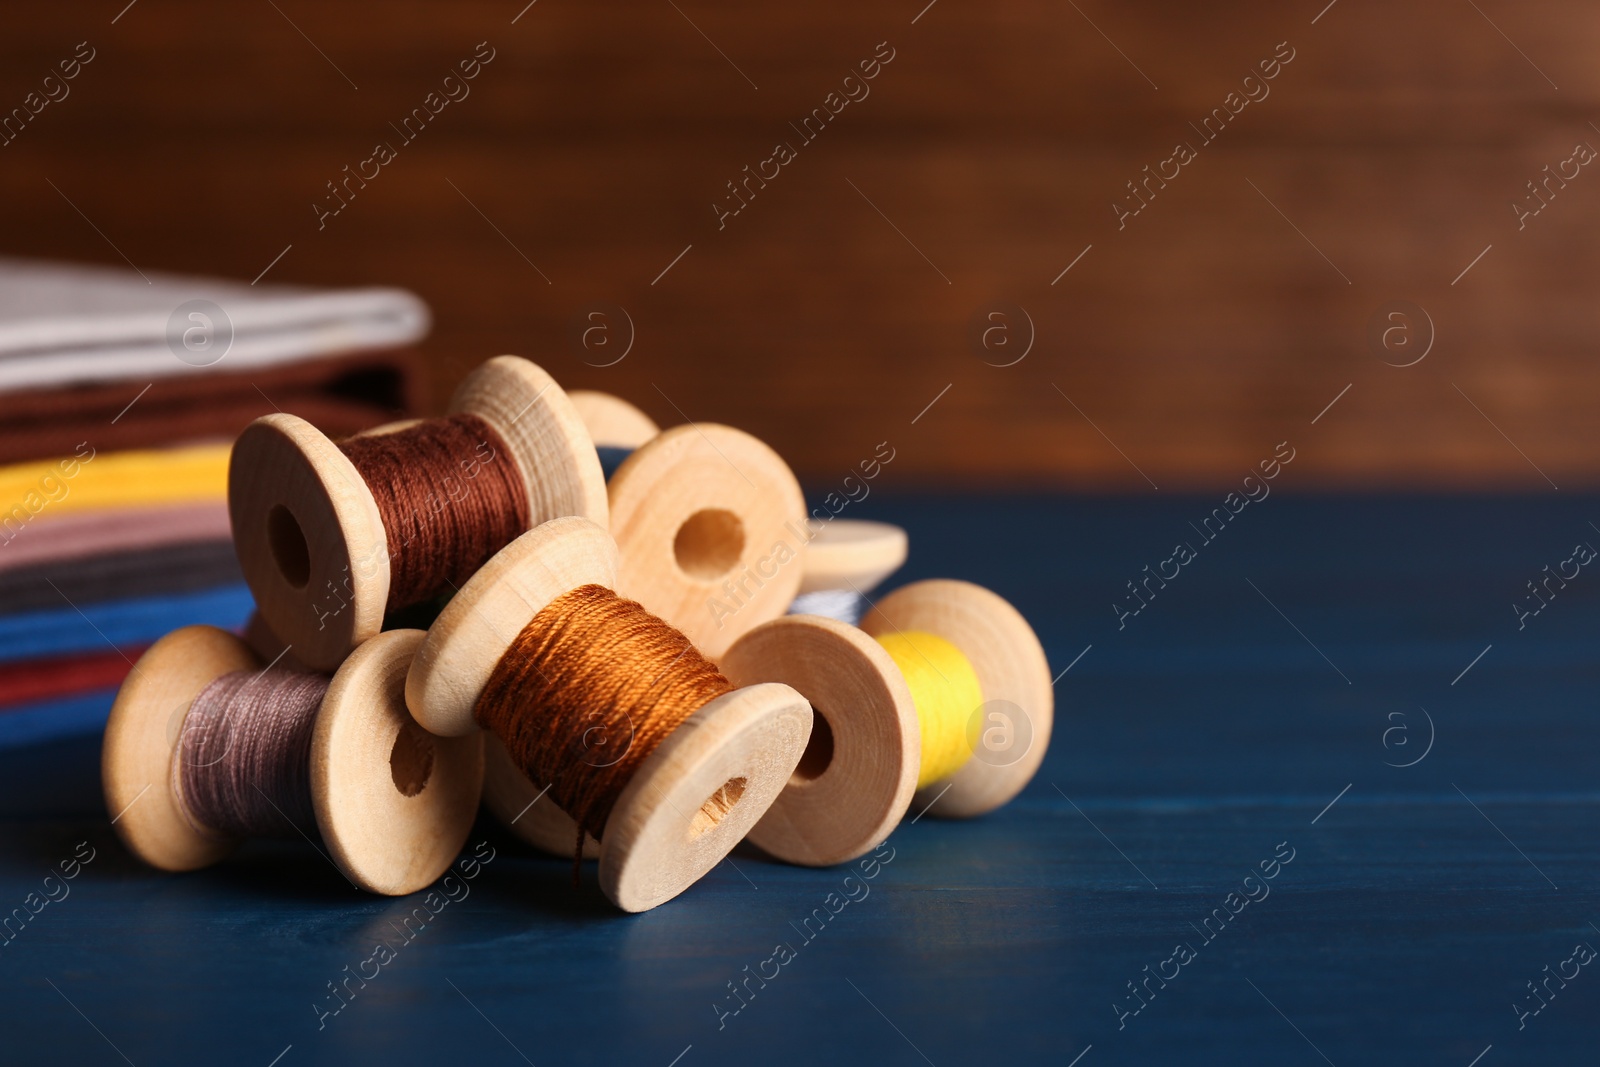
[0,443,230,520]
[875,630,984,789]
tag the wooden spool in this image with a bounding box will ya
[405,516,811,912]
[567,390,658,448]
[608,424,806,660]
[861,580,1053,819]
[483,401,810,861]
[241,610,310,673]
[723,579,1052,863]
[566,390,807,659]
[229,355,607,671]
[721,615,920,866]
[102,625,483,895]
[492,518,915,865]
[797,518,908,597]
[482,734,600,860]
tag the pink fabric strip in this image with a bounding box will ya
[0,502,231,573]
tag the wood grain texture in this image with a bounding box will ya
[480,732,601,859]
[600,681,811,912]
[567,391,809,654]
[445,356,608,529]
[3,3,1599,485]
[406,516,618,737]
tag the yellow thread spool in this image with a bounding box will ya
[721,579,1054,866]
[874,630,983,789]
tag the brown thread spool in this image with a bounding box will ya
[488,517,915,862]
[230,356,607,671]
[719,580,1054,866]
[103,626,483,895]
[405,516,811,912]
[480,392,809,859]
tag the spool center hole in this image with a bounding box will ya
[673,508,745,581]
[791,705,834,783]
[267,504,311,590]
[688,776,747,839]
[390,717,436,797]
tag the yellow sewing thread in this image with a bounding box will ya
[875,630,984,789]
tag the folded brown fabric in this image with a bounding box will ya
[0,346,424,465]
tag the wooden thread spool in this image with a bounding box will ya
[567,389,660,450]
[406,516,811,912]
[102,626,483,895]
[494,517,913,863]
[576,390,903,623]
[720,579,1053,865]
[559,389,807,659]
[482,392,806,860]
[788,518,910,623]
[230,356,607,671]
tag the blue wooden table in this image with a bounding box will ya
[4,493,1597,1066]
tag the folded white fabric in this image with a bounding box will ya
[0,256,429,391]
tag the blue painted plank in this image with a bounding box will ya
[0,495,1596,1066]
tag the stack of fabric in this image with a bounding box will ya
[0,257,428,748]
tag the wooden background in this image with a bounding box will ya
[2,0,1598,488]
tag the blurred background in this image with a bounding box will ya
[1,0,1596,487]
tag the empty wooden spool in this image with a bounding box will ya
[797,518,909,597]
[229,355,607,670]
[405,516,812,912]
[102,625,483,895]
[564,390,808,659]
[567,389,659,449]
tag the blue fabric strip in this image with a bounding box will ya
[0,583,255,665]
[0,688,118,748]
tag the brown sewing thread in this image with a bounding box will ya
[176,666,329,839]
[339,414,530,612]
[474,584,732,863]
